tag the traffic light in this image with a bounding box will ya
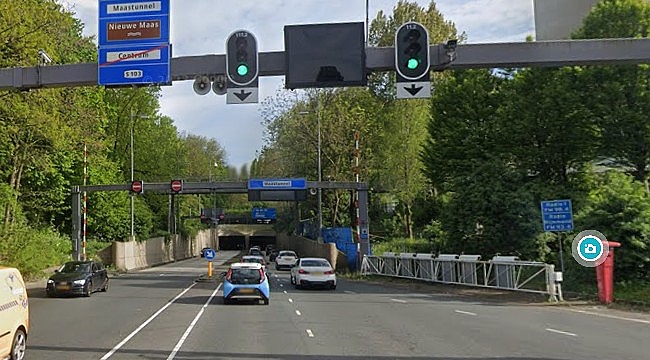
[226,30,258,86]
[395,22,430,81]
[130,180,144,195]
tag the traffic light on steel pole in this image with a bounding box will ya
[395,22,430,81]
[226,30,259,86]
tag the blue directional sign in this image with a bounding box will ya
[252,208,277,219]
[248,178,307,190]
[541,199,574,232]
[98,0,170,86]
[98,44,170,85]
[204,248,216,261]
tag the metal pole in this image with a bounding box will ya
[317,100,323,241]
[83,142,87,261]
[130,110,134,240]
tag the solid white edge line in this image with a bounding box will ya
[454,310,477,316]
[166,283,222,360]
[390,298,407,303]
[100,283,197,359]
[545,328,577,337]
[306,329,314,337]
[295,310,302,316]
[566,309,650,324]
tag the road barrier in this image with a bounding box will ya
[360,253,563,301]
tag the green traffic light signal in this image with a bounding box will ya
[407,58,419,70]
[237,63,249,76]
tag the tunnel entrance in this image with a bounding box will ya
[250,236,276,249]
[219,236,245,250]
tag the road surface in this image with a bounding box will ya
[25,253,650,359]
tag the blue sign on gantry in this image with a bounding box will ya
[98,0,170,86]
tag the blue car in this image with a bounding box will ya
[222,263,270,305]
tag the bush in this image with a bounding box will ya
[371,237,433,255]
[0,225,71,280]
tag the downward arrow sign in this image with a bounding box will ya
[234,89,252,101]
[404,84,423,96]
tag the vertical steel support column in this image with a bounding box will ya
[358,186,370,256]
[71,186,81,261]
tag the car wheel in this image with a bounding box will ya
[330,284,337,290]
[223,298,230,305]
[101,279,109,292]
[84,281,92,297]
[10,328,26,360]
[263,298,269,305]
[46,289,54,298]
[275,265,280,271]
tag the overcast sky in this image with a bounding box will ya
[61,0,535,168]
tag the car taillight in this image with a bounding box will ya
[324,270,334,275]
[298,269,309,274]
[225,269,232,282]
[259,269,266,283]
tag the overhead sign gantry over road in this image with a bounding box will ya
[2,38,650,90]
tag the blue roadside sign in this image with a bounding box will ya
[97,0,170,86]
[252,208,277,219]
[204,248,216,261]
[541,199,574,231]
[248,178,307,190]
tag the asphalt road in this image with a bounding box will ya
[25,253,650,360]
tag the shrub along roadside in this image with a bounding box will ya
[0,224,71,281]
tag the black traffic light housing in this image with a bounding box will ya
[226,30,259,87]
[395,22,430,81]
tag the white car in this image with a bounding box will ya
[275,250,298,270]
[290,257,336,290]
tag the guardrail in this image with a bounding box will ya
[360,253,563,301]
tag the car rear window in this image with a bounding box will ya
[301,259,330,267]
[229,268,261,284]
[279,251,296,257]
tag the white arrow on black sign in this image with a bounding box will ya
[396,81,431,99]
[227,87,259,104]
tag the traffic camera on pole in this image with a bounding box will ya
[226,30,258,87]
[395,22,430,81]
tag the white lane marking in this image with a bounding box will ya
[166,283,222,360]
[454,310,477,316]
[288,298,293,303]
[295,310,302,316]
[566,309,650,325]
[274,274,279,277]
[344,290,356,294]
[306,329,314,337]
[280,283,284,287]
[391,298,407,303]
[100,283,196,359]
[283,290,287,294]
[545,328,577,337]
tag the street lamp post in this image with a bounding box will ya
[130,111,149,241]
[316,102,323,241]
[300,101,323,241]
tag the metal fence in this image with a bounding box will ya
[360,253,563,301]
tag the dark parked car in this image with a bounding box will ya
[46,261,109,297]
